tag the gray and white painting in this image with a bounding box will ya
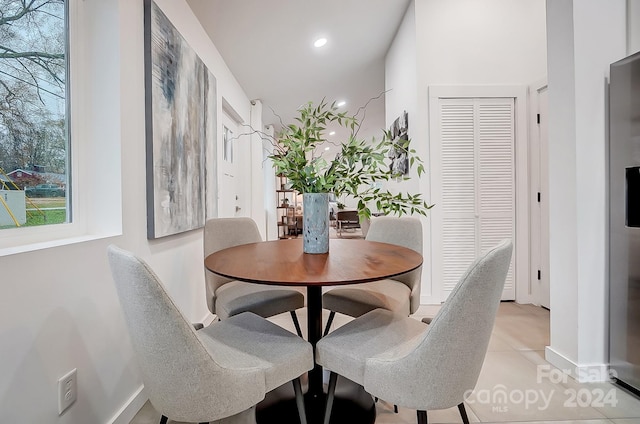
[145,0,216,239]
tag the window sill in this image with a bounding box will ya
[0,230,121,257]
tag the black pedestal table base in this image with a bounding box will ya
[256,374,376,424]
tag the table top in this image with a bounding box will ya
[204,238,423,287]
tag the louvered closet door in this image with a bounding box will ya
[439,97,515,300]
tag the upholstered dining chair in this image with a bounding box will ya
[322,216,423,336]
[204,217,305,336]
[316,239,513,424]
[107,245,313,424]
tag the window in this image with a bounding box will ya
[223,125,233,163]
[0,0,68,230]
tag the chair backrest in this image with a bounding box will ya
[336,210,359,223]
[365,216,423,313]
[203,217,262,314]
[366,239,513,410]
[107,245,264,422]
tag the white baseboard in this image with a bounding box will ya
[107,385,147,424]
[420,295,442,305]
[201,311,216,326]
[545,346,610,383]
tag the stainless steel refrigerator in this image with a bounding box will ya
[609,50,640,394]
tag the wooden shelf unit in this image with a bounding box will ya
[276,175,301,239]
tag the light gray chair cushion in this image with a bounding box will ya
[316,308,426,385]
[322,216,423,317]
[316,239,513,411]
[204,217,305,319]
[215,281,305,320]
[321,280,411,318]
[198,311,313,393]
[108,245,313,423]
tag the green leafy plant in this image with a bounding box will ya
[268,98,433,219]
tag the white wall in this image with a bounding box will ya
[385,1,420,194]
[0,0,257,422]
[415,0,547,85]
[385,3,418,127]
[384,2,437,301]
[388,0,546,302]
[545,0,626,378]
[544,0,580,363]
[629,0,640,54]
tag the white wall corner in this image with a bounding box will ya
[250,99,266,238]
[262,124,277,240]
[200,311,217,327]
[546,0,627,370]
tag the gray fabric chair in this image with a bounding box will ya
[322,216,423,336]
[107,245,313,424]
[316,239,513,424]
[204,217,305,336]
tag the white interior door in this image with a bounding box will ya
[220,112,241,217]
[435,97,516,301]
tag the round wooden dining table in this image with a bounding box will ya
[205,238,423,424]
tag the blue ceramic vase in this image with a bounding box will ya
[302,192,329,254]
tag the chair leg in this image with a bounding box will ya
[290,311,303,337]
[292,377,307,424]
[458,402,469,424]
[417,410,428,424]
[324,371,338,424]
[323,311,336,337]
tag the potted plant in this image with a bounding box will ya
[267,98,433,253]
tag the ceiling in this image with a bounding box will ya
[186,0,411,142]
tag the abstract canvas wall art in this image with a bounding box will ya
[388,110,409,177]
[144,0,217,239]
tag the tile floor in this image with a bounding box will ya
[130,302,640,424]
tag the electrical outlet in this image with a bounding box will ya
[57,368,77,415]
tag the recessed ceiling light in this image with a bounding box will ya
[329,131,336,136]
[324,147,330,151]
[336,101,346,107]
[314,38,327,48]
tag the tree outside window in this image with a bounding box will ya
[0,0,68,228]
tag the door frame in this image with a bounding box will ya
[219,98,246,217]
[428,85,530,303]
[528,78,550,308]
